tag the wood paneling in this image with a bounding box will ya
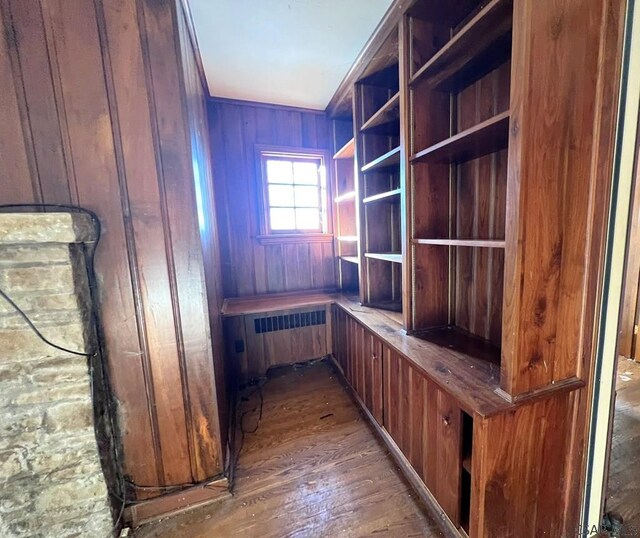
[502,0,625,397]
[208,99,336,298]
[471,392,574,538]
[619,127,640,359]
[0,0,225,500]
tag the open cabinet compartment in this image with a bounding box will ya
[407,0,513,366]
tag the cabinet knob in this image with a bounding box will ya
[442,415,451,426]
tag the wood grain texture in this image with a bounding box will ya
[209,99,336,298]
[471,391,574,537]
[136,360,444,538]
[619,130,640,359]
[0,0,226,500]
[501,0,625,397]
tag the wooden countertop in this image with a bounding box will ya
[333,295,512,418]
[221,291,580,418]
[222,291,338,317]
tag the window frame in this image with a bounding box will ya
[255,145,333,245]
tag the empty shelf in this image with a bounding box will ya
[361,146,401,173]
[410,0,513,92]
[413,238,505,248]
[365,252,402,263]
[340,256,359,264]
[363,189,401,204]
[411,112,509,164]
[361,92,400,135]
[333,138,355,160]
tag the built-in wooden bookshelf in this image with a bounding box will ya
[327,0,624,536]
[332,120,359,293]
[407,0,512,368]
[354,28,403,313]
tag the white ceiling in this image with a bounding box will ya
[188,0,394,110]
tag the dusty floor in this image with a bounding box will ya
[134,360,443,537]
[605,357,640,537]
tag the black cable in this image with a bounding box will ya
[0,288,95,357]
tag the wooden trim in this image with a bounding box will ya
[254,144,333,237]
[210,96,326,115]
[325,0,413,118]
[494,376,585,405]
[125,477,230,527]
[255,233,333,245]
[177,0,208,93]
[330,356,463,538]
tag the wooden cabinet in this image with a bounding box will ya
[332,307,382,425]
[332,299,598,537]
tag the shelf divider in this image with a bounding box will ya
[411,111,509,165]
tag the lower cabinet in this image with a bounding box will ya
[332,306,474,535]
[332,304,580,537]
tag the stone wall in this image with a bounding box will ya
[0,213,113,537]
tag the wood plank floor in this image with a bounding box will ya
[605,357,640,535]
[135,360,443,537]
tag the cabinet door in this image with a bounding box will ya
[360,328,383,425]
[383,348,462,526]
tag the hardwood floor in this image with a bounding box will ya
[605,357,640,535]
[135,359,443,537]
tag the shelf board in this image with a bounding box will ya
[365,299,403,314]
[337,235,359,242]
[409,0,513,92]
[412,325,501,366]
[411,111,509,165]
[365,252,402,264]
[361,91,400,135]
[361,146,401,173]
[333,138,355,160]
[335,191,356,203]
[340,256,359,265]
[413,238,505,248]
[362,188,401,204]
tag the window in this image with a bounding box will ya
[257,147,330,239]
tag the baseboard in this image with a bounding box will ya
[329,356,464,538]
[125,477,230,527]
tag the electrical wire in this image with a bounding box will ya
[0,288,95,357]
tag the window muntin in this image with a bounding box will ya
[261,152,328,234]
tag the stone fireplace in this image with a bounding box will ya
[0,213,113,537]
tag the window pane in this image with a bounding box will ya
[270,208,295,230]
[296,208,320,230]
[268,184,294,206]
[266,160,293,183]
[293,185,318,208]
[293,161,318,185]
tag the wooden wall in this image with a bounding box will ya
[0,0,225,500]
[208,100,336,298]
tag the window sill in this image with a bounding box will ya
[256,233,334,245]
